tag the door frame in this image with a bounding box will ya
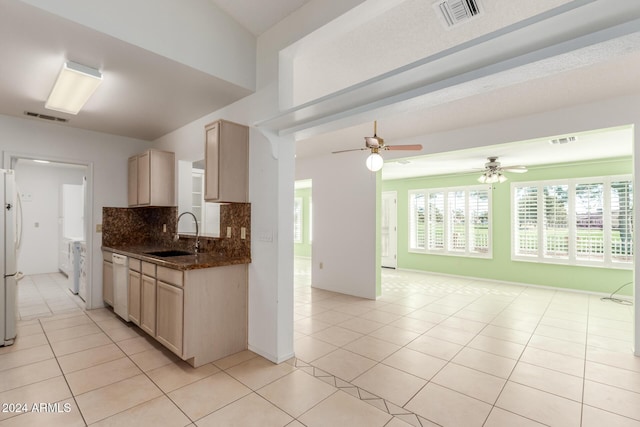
[381,191,398,268]
[4,151,94,309]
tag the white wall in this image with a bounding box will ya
[13,162,85,274]
[153,85,296,362]
[256,0,366,90]
[0,114,152,308]
[295,153,379,299]
[296,93,640,351]
[385,94,640,158]
[151,0,364,363]
[20,0,256,91]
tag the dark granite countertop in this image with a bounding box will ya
[102,245,251,271]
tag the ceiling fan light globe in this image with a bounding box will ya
[366,153,384,171]
[498,174,508,183]
[477,175,487,183]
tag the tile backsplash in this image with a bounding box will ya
[102,204,250,259]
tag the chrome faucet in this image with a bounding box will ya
[176,211,200,254]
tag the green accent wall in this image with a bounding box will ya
[382,157,633,296]
[294,187,312,258]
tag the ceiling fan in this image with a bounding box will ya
[477,156,527,183]
[332,121,423,171]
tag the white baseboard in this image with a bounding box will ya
[248,345,295,364]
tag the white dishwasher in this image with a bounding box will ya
[112,253,130,322]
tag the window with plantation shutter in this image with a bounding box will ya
[409,186,491,258]
[512,176,632,269]
[611,180,633,263]
[575,182,604,262]
[409,192,425,250]
[543,184,569,259]
[448,191,466,252]
[469,190,490,254]
[514,185,538,257]
[428,192,444,250]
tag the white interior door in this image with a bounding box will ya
[381,191,397,268]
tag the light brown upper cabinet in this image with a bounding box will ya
[204,120,249,203]
[128,149,175,207]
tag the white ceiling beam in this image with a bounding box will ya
[257,0,640,140]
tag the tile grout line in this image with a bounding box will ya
[292,357,431,427]
[37,316,90,427]
[580,292,591,427]
[86,309,199,425]
[311,277,534,423]
[36,308,191,425]
[477,287,554,426]
[296,279,535,427]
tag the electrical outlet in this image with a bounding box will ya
[319,262,323,269]
[241,227,246,239]
[163,224,167,232]
[96,224,102,232]
[227,227,232,238]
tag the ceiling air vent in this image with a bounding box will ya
[549,136,577,145]
[434,0,482,28]
[24,111,68,123]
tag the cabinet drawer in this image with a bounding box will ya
[142,261,156,277]
[157,266,183,287]
[102,251,113,262]
[129,259,141,272]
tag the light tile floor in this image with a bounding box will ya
[16,273,85,320]
[1,264,638,426]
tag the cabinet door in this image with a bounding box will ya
[149,150,175,206]
[218,121,248,202]
[204,122,219,201]
[156,281,184,356]
[140,274,156,336]
[128,270,141,325]
[127,156,138,206]
[137,151,151,206]
[102,260,113,307]
[204,120,248,203]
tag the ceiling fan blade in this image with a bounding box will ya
[331,148,368,154]
[385,144,423,151]
[502,165,528,173]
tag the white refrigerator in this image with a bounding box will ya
[1,169,17,346]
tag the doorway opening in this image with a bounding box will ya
[381,191,398,269]
[5,153,93,314]
[294,179,312,287]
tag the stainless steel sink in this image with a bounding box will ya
[145,250,193,257]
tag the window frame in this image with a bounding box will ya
[409,185,492,258]
[511,175,632,269]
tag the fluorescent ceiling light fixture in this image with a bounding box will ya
[45,61,102,115]
[32,159,50,164]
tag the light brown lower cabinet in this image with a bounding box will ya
[102,259,113,307]
[156,281,184,356]
[140,274,156,336]
[128,270,141,326]
[108,254,247,367]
